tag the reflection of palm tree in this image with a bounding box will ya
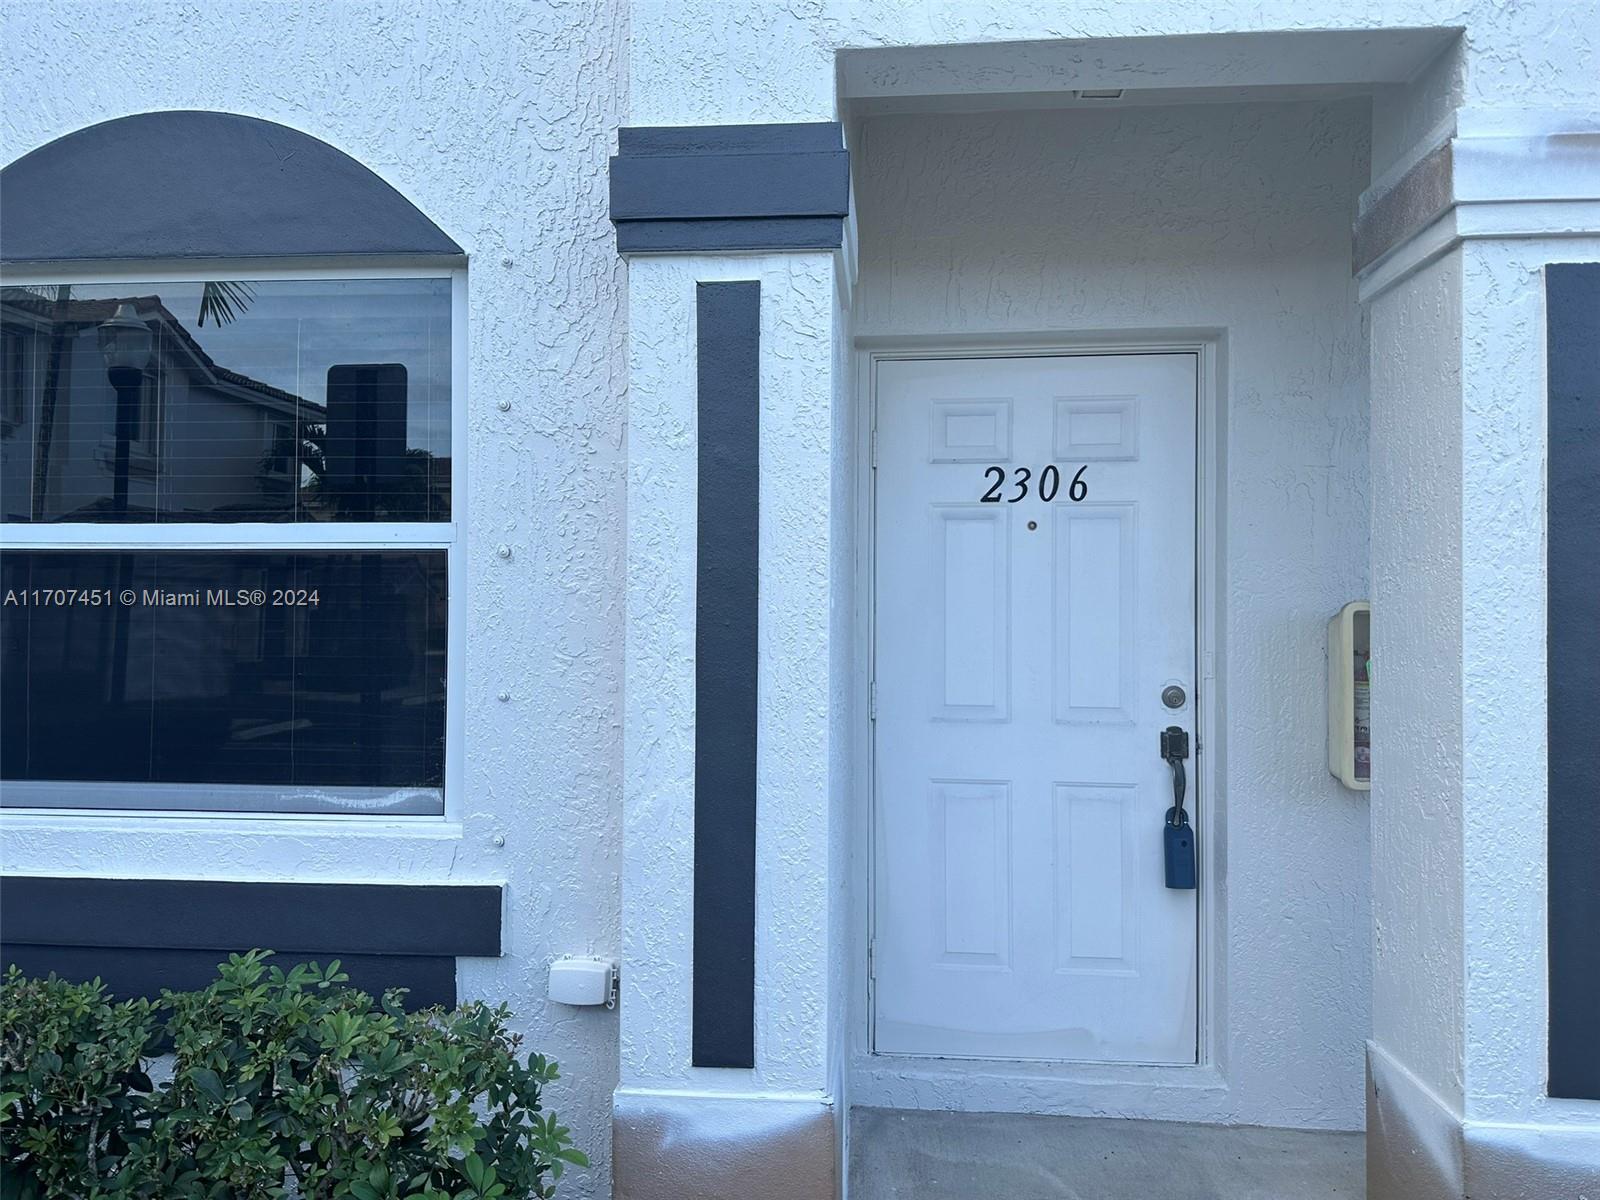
[264,421,443,520]
[24,282,256,519]
[195,281,255,327]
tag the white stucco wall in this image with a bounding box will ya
[0,2,628,1196]
[1363,217,1600,1200]
[849,98,1373,1130]
[1368,252,1467,1115]
[620,252,842,1098]
[1461,235,1600,1132]
[7,2,1600,1195]
[630,1,1596,128]
[1370,37,1463,183]
[618,0,1600,1162]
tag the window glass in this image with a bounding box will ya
[0,279,452,523]
[0,550,446,814]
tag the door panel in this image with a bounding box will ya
[873,353,1198,1065]
[936,507,1009,719]
[932,779,1011,964]
[1055,502,1137,721]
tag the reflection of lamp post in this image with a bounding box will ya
[98,302,153,708]
[98,302,153,519]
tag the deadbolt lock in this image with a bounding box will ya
[1161,684,1187,710]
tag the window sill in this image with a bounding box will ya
[0,808,464,840]
[2,781,444,818]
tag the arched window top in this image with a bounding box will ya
[0,111,463,263]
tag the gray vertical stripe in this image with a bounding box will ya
[1547,261,1600,1101]
[692,281,760,1069]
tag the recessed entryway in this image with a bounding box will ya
[871,351,1199,1065]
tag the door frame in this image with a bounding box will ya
[851,331,1228,1111]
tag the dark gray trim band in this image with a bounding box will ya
[2,876,501,955]
[0,111,463,263]
[616,217,845,254]
[1,876,501,1009]
[1353,140,1454,272]
[3,946,459,1010]
[692,281,760,1069]
[619,123,844,157]
[610,123,847,254]
[1547,261,1600,1101]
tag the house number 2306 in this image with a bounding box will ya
[980,465,1088,504]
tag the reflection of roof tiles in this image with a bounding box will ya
[0,288,318,412]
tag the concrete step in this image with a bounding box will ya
[848,1106,1364,1200]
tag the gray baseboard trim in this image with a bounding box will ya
[612,1088,836,1200]
[1469,1122,1600,1199]
[1367,1043,1465,1200]
[1367,1043,1600,1200]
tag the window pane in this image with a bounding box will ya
[0,550,446,813]
[0,279,451,523]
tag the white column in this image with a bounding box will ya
[1362,107,1600,1199]
[616,251,846,1199]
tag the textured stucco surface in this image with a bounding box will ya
[850,99,1373,1130]
[1461,237,1600,1130]
[1368,253,1466,1115]
[7,3,1600,1195]
[0,2,627,1195]
[630,2,1599,128]
[621,252,841,1096]
[1364,202,1600,1199]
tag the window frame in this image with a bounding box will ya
[0,262,468,822]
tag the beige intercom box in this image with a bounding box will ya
[1328,601,1371,792]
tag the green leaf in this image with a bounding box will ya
[190,1067,225,1104]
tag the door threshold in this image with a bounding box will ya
[851,1052,1230,1124]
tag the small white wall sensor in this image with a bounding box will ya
[548,956,617,1007]
[1328,600,1372,792]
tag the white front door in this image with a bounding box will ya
[872,352,1199,1064]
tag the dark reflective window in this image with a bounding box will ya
[0,551,446,810]
[0,279,451,523]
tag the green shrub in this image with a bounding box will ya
[0,971,159,1197]
[1,952,587,1200]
